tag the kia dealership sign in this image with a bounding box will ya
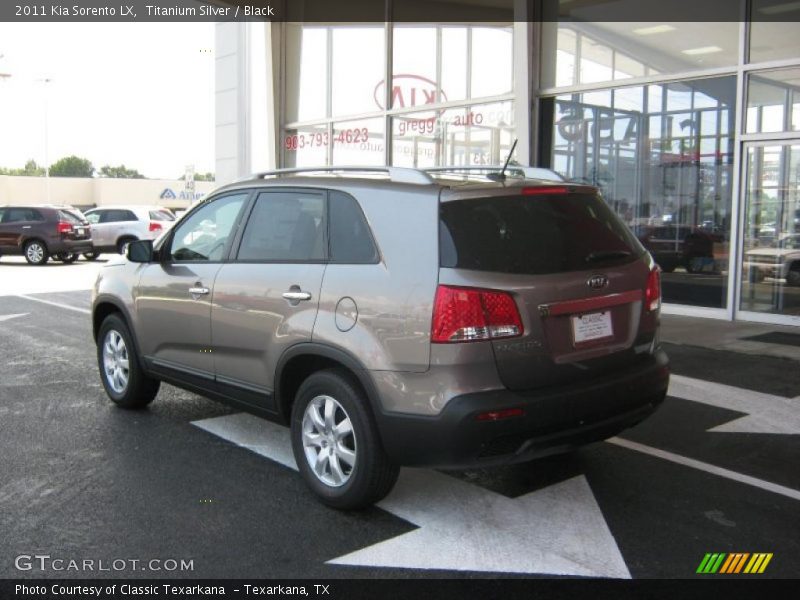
[373,74,447,110]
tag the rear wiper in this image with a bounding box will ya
[585,250,632,263]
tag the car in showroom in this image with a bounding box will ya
[0,205,92,264]
[82,205,176,259]
[744,233,800,285]
[91,166,669,509]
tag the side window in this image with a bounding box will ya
[28,209,45,221]
[99,210,118,223]
[237,191,326,262]
[169,193,248,262]
[0,209,5,222]
[85,212,102,224]
[121,209,138,221]
[4,208,33,223]
[329,191,378,263]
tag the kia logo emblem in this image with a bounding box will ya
[587,275,609,290]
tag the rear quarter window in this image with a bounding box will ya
[328,191,378,263]
[439,192,643,275]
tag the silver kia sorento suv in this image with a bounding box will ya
[92,166,669,509]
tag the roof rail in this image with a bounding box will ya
[250,166,435,185]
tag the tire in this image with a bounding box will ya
[83,251,100,261]
[97,313,160,409]
[787,266,800,287]
[290,369,399,510]
[116,237,137,255]
[24,239,49,265]
[685,257,705,274]
[54,252,79,264]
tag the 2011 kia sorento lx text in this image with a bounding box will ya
[91,166,669,509]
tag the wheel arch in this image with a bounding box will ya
[92,297,144,361]
[274,343,382,425]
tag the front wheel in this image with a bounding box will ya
[97,314,160,409]
[83,251,100,261]
[290,369,399,510]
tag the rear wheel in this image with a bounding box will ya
[787,265,800,287]
[24,240,48,265]
[97,313,160,409]
[290,369,399,510]
[116,237,137,254]
[54,252,79,264]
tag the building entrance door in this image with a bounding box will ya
[737,141,800,324]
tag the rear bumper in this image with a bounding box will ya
[53,239,94,254]
[375,349,669,468]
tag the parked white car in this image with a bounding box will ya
[82,205,176,258]
[744,233,800,286]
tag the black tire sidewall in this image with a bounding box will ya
[290,370,395,509]
[97,314,158,409]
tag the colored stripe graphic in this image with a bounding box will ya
[699,552,773,574]
[744,553,773,574]
[697,553,727,573]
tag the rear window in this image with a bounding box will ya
[439,192,643,275]
[149,210,175,221]
[58,210,84,224]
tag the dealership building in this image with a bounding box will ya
[214,0,800,327]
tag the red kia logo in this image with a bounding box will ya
[373,74,447,111]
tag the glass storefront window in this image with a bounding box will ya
[391,101,514,168]
[749,1,800,63]
[540,14,739,89]
[331,27,385,117]
[543,76,737,308]
[285,26,328,123]
[331,118,385,166]
[391,24,512,110]
[740,143,800,316]
[283,124,329,168]
[746,68,800,134]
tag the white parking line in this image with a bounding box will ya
[14,295,91,315]
[608,436,800,502]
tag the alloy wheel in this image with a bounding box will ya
[301,395,357,487]
[102,330,130,394]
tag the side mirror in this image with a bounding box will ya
[126,239,154,263]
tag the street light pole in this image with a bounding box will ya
[38,78,52,204]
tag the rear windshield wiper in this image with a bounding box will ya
[585,250,632,263]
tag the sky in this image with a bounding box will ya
[0,22,214,179]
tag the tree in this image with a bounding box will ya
[49,155,94,178]
[179,172,215,182]
[99,164,145,179]
[0,159,45,177]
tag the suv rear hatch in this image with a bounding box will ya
[436,183,660,391]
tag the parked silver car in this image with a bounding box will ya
[82,205,176,258]
[744,233,800,285]
[92,166,669,509]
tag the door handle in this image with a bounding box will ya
[22,226,31,229]
[282,291,312,301]
[189,286,210,296]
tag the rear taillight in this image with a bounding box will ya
[56,221,72,234]
[149,222,163,233]
[431,285,523,343]
[645,268,661,312]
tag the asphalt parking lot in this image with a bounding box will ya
[0,257,798,579]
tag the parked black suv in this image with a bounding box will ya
[0,205,93,264]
